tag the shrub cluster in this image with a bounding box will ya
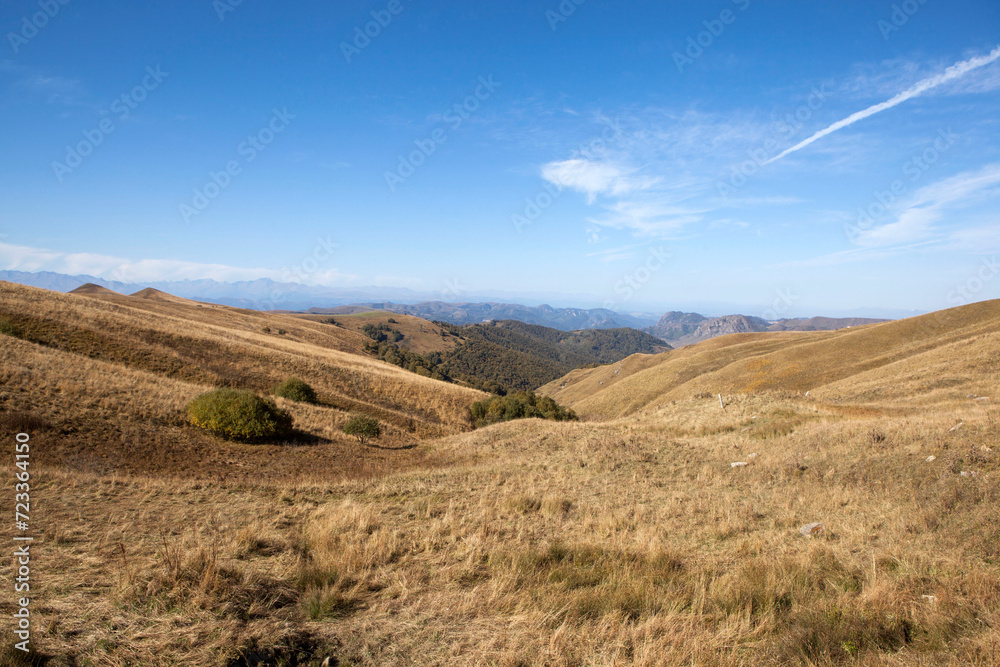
[274,377,317,403]
[469,391,577,428]
[187,388,293,441]
[362,322,403,343]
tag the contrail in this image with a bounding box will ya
[765,45,1000,165]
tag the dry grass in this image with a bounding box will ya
[1,283,999,664]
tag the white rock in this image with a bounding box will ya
[730,461,749,468]
[747,452,759,459]
[925,455,936,462]
[799,522,825,537]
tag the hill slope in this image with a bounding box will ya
[543,299,1000,419]
[337,316,672,393]
[0,280,485,480]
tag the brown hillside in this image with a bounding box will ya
[541,299,1000,419]
[0,280,484,480]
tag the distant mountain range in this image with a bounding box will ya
[307,302,659,331]
[645,311,891,347]
[0,270,427,310]
[0,271,660,329]
[1,270,891,340]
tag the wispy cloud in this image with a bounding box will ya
[1,60,88,106]
[766,45,1000,165]
[780,164,1000,268]
[584,243,641,262]
[588,199,707,237]
[0,243,357,286]
[540,159,659,203]
[857,163,1000,248]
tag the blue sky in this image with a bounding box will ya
[1,1,999,317]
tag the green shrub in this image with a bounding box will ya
[469,391,577,428]
[187,388,293,441]
[274,377,317,403]
[342,414,382,445]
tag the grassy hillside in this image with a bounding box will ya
[354,319,670,394]
[541,300,1000,420]
[0,281,485,480]
[312,314,669,394]
[298,310,463,355]
[2,286,999,665]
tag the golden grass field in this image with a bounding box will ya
[1,281,998,666]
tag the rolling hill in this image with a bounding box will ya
[542,299,1000,419]
[0,280,485,480]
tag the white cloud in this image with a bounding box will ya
[540,159,658,203]
[0,243,357,286]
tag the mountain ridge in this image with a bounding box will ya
[646,310,890,347]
